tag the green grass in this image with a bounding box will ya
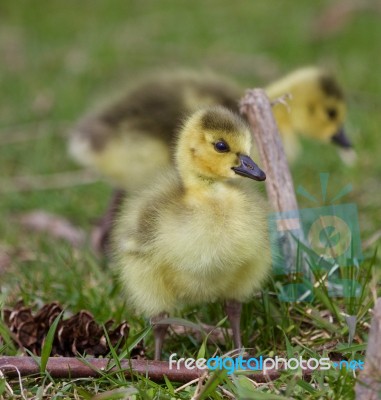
[0,1,381,398]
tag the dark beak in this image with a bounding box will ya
[331,127,352,149]
[232,154,266,181]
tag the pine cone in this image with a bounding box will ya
[1,301,145,358]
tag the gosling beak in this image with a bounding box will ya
[331,127,352,149]
[232,154,266,181]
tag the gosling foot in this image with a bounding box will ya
[225,299,243,350]
[151,312,169,361]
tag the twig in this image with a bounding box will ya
[0,364,27,400]
[271,93,292,112]
[220,387,236,399]
[240,89,308,278]
[190,372,208,400]
[175,376,205,393]
[0,368,14,396]
[355,298,381,399]
[170,323,232,345]
[240,89,298,214]
[0,170,100,193]
[0,356,315,383]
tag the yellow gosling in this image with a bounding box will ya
[112,106,271,359]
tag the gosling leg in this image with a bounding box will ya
[225,300,243,349]
[91,188,126,255]
[151,312,169,360]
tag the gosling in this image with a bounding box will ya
[70,67,352,190]
[266,67,351,162]
[112,106,271,360]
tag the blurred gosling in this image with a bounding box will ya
[112,106,270,359]
[266,66,352,162]
[69,67,352,191]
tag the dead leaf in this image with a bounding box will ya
[32,90,55,116]
[362,229,381,250]
[311,0,381,40]
[18,210,85,247]
[0,26,26,72]
[0,246,11,274]
[0,170,99,193]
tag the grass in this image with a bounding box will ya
[0,1,381,398]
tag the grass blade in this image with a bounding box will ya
[40,310,64,373]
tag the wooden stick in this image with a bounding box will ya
[240,89,298,214]
[355,298,381,399]
[0,356,314,383]
[240,89,308,278]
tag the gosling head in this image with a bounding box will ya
[176,106,266,183]
[288,69,352,149]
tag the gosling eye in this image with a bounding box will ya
[214,140,230,153]
[326,107,337,120]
